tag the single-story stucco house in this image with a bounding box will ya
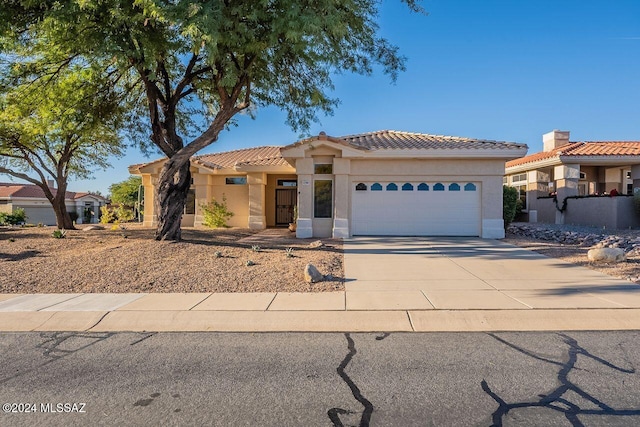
[129,130,528,238]
[0,182,109,225]
[505,130,640,229]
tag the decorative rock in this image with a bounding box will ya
[83,225,105,231]
[587,248,626,263]
[304,263,324,283]
[309,240,324,248]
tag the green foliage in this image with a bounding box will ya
[0,0,415,239]
[0,208,27,225]
[200,196,234,228]
[109,176,142,207]
[214,251,222,258]
[100,206,117,224]
[252,245,261,253]
[285,247,294,258]
[51,229,67,239]
[100,205,134,223]
[503,186,519,227]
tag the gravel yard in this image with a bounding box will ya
[504,222,640,283]
[0,226,343,293]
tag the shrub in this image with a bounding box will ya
[115,205,135,222]
[0,208,27,225]
[201,195,234,228]
[503,186,519,227]
[100,206,117,224]
[52,229,66,239]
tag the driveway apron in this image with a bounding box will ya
[343,237,640,310]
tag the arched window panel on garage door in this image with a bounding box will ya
[434,183,445,191]
[371,183,383,191]
[402,183,414,191]
[386,183,398,191]
[417,183,429,191]
[464,183,477,191]
[355,183,367,191]
[449,183,460,191]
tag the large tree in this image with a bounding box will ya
[0,67,124,229]
[2,0,418,240]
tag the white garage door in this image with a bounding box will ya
[351,181,481,236]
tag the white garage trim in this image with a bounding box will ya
[351,181,481,236]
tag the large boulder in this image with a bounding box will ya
[587,248,626,263]
[304,263,324,283]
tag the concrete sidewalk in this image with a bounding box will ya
[2,237,640,332]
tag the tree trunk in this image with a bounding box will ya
[155,158,191,241]
[51,194,75,230]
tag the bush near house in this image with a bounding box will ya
[0,208,27,225]
[201,195,234,228]
[100,205,135,224]
[503,186,519,227]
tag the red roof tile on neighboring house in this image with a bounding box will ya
[0,183,106,200]
[506,141,640,168]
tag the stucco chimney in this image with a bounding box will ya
[543,130,570,152]
[47,179,55,189]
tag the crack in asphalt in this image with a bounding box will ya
[328,333,374,427]
[482,332,640,426]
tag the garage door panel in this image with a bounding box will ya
[352,181,480,236]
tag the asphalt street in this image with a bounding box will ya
[1,331,640,426]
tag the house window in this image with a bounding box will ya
[464,183,477,191]
[513,184,527,210]
[434,183,445,191]
[355,183,367,191]
[402,183,413,191]
[503,176,508,184]
[277,179,297,187]
[314,164,333,174]
[417,183,429,191]
[449,183,460,191]
[314,180,332,218]
[371,183,383,191]
[185,189,196,214]
[226,177,247,185]
[386,183,398,191]
[511,173,527,183]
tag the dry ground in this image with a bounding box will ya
[0,225,343,293]
[503,233,640,283]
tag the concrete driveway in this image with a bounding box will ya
[344,237,640,310]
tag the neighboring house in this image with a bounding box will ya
[0,182,109,225]
[130,130,527,238]
[505,130,640,229]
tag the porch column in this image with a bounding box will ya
[332,158,350,238]
[554,164,580,224]
[295,158,314,238]
[632,165,640,195]
[247,172,267,230]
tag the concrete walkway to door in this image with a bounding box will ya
[344,237,640,311]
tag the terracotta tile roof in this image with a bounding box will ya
[0,182,73,199]
[506,141,640,168]
[338,130,526,150]
[192,146,284,170]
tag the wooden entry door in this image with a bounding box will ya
[276,189,297,225]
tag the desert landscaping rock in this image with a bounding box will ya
[505,222,640,284]
[587,248,626,263]
[309,240,324,248]
[304,263,324,283]
[0,226,343,293]
[83,225,105,231]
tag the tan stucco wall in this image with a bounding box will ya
[0,203,12,214]
[194,174,249,228]
[537,196,640,230]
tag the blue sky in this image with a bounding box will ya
[68,0,640,195]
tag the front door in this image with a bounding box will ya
[276,189,297,226]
